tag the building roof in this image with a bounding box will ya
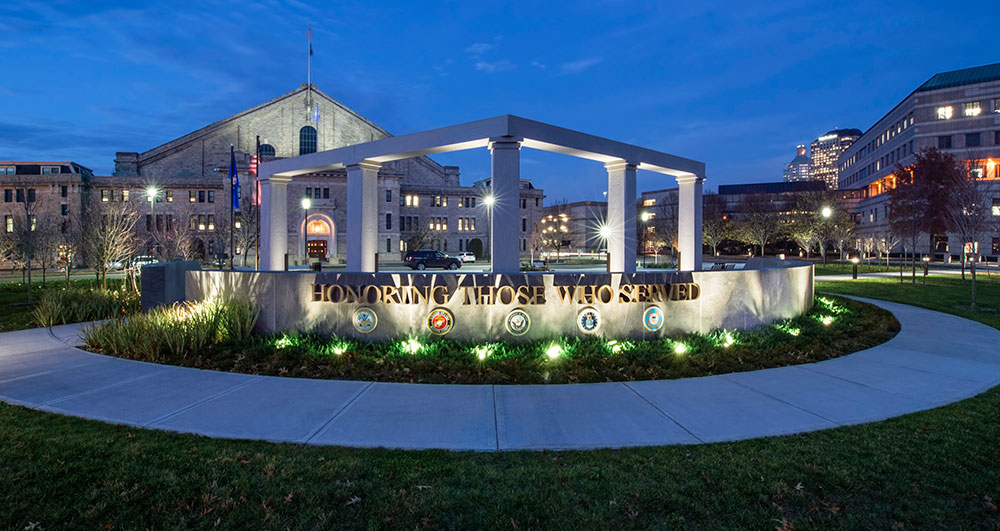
[719,180,826,195]
[789,154,810,164]
[916,62,1000,92]
[819,128,863,138]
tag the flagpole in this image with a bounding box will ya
[230,144,235,270]
[255,135,261,271]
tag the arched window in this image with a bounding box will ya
[259,144,276,157]
[299,126,317,155]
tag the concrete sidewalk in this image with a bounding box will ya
[2,297,999,451]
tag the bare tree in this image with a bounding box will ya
[82,195,142,289]
[734,196,783,257]
[944,170,992,308]
[701,194,729,257]
[0,187,51,300]
[233,193,259,267]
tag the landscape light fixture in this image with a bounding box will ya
[821,206,832,218]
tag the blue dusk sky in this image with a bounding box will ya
[1,1,997,202]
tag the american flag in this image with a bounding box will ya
[249,155,257,177]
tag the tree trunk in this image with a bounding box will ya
[65,260,70,288]
[970,257,977,309]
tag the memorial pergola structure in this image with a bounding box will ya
[258,115,706,273]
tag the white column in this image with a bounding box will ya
[605,161,638,273]
[346,161,381,272]
[260,175,290,271]
[488,137,522,273]
[677,175,704,271]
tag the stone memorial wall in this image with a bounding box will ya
[183,259,813,341]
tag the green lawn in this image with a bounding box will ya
[2,277,1000,528]
[812,262,898,276]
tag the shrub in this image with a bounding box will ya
[83,298,258,362]
[32,287,140,327]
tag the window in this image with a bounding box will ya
[387,238,391,253]
[198,190,205,203]
[26,189,34,202]
[166,190,173,202]
[642,199,656,206]
[521,198,527,209]
[995,131,1000,145]
[198,215,206,231]
[3,190,10,202]
[386,213,392,230]
[4,216,11,233]
[386,190,392,203]
[189,215,197,231]
[299,126,317,155]
[41,166,59,175]
[935,106,953,120]
[323,188,329,199]
[60,185,67,198]
[145,214,152,232]
[470,217,476,231]
[967,133,981,147]
[521,218,527,232]
[259,144,276,157]
[101,189,110,202]
[61,204,68,216]
[207,215,215,231]
[405,194,419,207]
[995,99,1000,113]
[994,238,1000,255]
[963,102,982,117]
[189,190,197,203]
[0,167,13,175]
[122,190,129,202]
[208,191,215,203]
[938,135,952,149]
[305,188,312,198]
[993,199,1000,217]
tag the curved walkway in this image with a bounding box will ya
[1,297,999,451]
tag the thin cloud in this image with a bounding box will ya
[560,57,603,74]
[465,42,494,56]
[474,59,515,73]
[530,60,547,69]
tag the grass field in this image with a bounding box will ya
[1,276,999,528]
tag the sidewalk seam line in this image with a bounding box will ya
[721,372,842,426]
[0,370,53,386]
[623,382,705,443]
[42,370,161,406]
[143,375,264,426]
[797,364,934,405]
[302,382,374,443]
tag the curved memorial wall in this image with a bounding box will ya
[183,258,813,341]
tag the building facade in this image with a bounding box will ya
[3,85,547,268]
[837,62,1000,259]
[783,145,812,182]
[810,128,861,190]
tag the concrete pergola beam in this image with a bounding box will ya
[260,114,706,273]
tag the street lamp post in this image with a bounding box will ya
[640,211,651,268]
[821,206,832,264]
[146,187,158,257]
[301,197,311,265]
[483,193,495,264]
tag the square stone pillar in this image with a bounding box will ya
[677,175,704,271]
[488,137,522,273]
[605,161,638,273]
[260,175,290,271]
[346,161,381,272]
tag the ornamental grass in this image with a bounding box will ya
[32,286,140,328]
[83,298,258,362]
[84,295,898,384]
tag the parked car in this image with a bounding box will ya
[403,250,462,270]
[105,260,124,270]
[456,251,476,263]
[132,255,160,267]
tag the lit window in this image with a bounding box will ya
[992,199,1000,217]
[207,215,215,231]
[101,189,109,202]
[4,216,11,233]
[122,190,129,202]
[189,190,197,203]
[995,99,1000,113]
[642,199,656,206]
[935,106,953,120]
[299,126,317,155]
[963,102,982,117]
[166,190,173,202]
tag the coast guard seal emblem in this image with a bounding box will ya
[505,308,531,336]
[577,307,601,334]
[643,306,664,332]
[427,308,454,335]
[352,307,378,333]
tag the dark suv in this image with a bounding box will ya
[403,250,462,270]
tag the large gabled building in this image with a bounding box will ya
[3,85,546,267]
[837,62,1000,259]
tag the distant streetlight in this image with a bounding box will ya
[821,206,832,218]
[483,194,496,207]
[301,197,311,262]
